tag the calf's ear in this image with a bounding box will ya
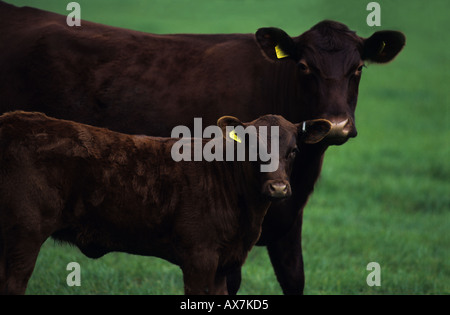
[298,119,332,144]
[256,27,297,61]
[363,30,406,63]
[217,116,244,142]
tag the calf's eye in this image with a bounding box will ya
[288,147,299,158]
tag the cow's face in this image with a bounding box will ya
[256,20,405,145]
[218,115,331,199]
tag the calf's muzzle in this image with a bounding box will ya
[264,180,292,199]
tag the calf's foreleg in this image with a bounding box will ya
[182,250,227,295]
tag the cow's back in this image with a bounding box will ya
[0,3,274,136]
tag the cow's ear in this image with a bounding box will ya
[363,30,406,63]
[217,116,244,142]
[297,119,332,144]
[256,27,297,61]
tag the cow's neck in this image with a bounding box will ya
[290,143,328,208]
[259,60,302,119]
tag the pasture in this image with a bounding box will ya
[3,0,449,294]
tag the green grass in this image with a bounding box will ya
[5,0,450,294]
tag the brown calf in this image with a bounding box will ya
[0,3,406,294]
[0,111,331,294]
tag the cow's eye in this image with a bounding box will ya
[356,64,365,74]
[298,62,309,73]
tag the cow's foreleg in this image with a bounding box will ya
[225,266,242,295]
[266,216,304,295]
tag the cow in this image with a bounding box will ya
[0,2,406,294]
[0,111,332,295]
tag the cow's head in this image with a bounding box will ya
[256,20,405,145]
[218,115,332,199]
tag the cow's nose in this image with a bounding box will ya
[342,118,357,138]
[325,118,357,145]
[269,183,288,198]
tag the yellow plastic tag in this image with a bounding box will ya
[229,129,242,143]
[275,44,289,59]
[378,41,386,55]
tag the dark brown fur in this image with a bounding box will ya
[0,111,331,294]
[0,2,405,294]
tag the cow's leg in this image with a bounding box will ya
[225,266,242,295]
[266,215,304,295]
[182,250,227,295]
[0,226,44,295]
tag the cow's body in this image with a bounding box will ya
[0,2,405,294]
[0,111,331,294]
[0,3,274,135]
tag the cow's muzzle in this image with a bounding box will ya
[323,118,357,145]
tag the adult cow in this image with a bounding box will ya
[0,2,405,294]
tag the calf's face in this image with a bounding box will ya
[256,20,405,145]
[218,115,332,200]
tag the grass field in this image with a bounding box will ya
[4,0,450,294]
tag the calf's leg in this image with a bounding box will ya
[182,251,227,295]
[0,227,44,295]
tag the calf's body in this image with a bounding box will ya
[0,111,331,294]
[0,112,262,294]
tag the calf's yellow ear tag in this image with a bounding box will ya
[275,44,289,59]
[229,129,242,143]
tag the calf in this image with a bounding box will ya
[0,3,407,293]
[0,111,331,294]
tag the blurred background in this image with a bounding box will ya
[3,0,449,294]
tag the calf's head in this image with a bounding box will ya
[218,115,332,200]
[256,20,405,145]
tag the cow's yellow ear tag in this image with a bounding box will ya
[378,41,386,55]
[229,129,242,143]
[275,44,289,59]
